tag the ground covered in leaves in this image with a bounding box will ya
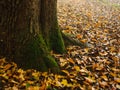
[0,0,120,90]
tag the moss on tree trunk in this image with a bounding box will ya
[50,26,65,53]
[16,35,59,72]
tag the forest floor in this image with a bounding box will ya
[0,0,120,90]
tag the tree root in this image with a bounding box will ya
[61,32,89,48]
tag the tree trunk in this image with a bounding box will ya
[0,0,65,73]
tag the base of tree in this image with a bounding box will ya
[14,35,60,73]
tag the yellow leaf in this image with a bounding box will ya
[32,72,40,80]
[101,75,108,81]
[61,79,68,86]
[42,72,48,76]
[94,22,101,28]
[61,70,70,76]
[19,74,25,81]
[74,66,80,71]
[110,72,117,77]
[76,34,83,39]
[17,69,24,73]
[84,48,90,53]
[61,79,72,87]
[33,86,40,90]
[80,39,87,43]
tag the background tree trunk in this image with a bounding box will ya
[0,0,65,73]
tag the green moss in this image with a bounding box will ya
[50,28,65,54]
[18,34,59,72]
[44,55,60,73]
[23,36,42,60]
[19,35,48,71]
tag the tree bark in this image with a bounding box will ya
[0,0,65,73]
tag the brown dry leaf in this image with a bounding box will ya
[96,64,104,71]
[65,25,73,30]
[85,77,96,83]
[104,29,109,33]
[79,69,88,73]
[99,51,108,56]
[62,30,71,33]
[110,72,117,77]
[99,81,108,87]
[112,68,120,72]
[12,86,19,90]
[4,64,12,71]
[116,84,120,89]
[92,63,98,70]
[27,86,40,90]
[67,58,75,64]
[112,56,119,62]
[114,78,120,83]
[39,84,46,90]
[109,46,116,52]
[91,38,97,42]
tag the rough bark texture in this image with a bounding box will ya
[41,0,65,53]
[0,0,65,73]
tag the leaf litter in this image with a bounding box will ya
[0,0,120,89]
